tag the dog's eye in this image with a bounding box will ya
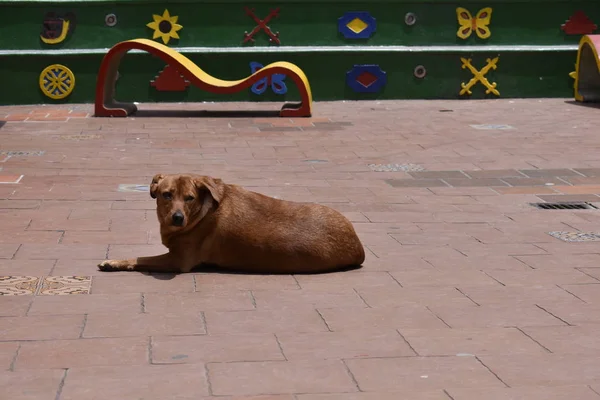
[184,195,195,202]
[162,192,172,200]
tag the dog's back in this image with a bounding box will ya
[199,184,365,273]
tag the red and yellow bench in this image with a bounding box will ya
[573,34,600,103]
[94,38,312,117]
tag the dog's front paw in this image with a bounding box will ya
[98,260,134,272]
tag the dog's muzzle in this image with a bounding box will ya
[172,211,185,226]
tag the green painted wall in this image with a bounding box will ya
[0,50,575,105]
[0,1,598,49]
[0,0,594,105]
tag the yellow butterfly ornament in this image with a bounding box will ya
[456,7,492,39]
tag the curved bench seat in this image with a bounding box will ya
[574,35,600,103]
[94,39,312,117]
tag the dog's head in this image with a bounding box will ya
[149,174,224,232]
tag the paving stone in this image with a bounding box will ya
[0,369,66,400]
[518,169,581,178]
[91,274,195,294]
[277,330,415,360]
[446,386,600,400]
[0,296,32,316]
[83,311,206,338]
[522,325,600,354]
[296,393,448,400]
[427,303,566,328]
[144,291,255,313]
[536,303,600,325]
[14,244,108,260]
[293,271,401,292]
[28,293,142,315]
[399,327,548,356]
[60,364,209,399]
[463,169,525,179]
[204,309,328,334]
[251,289,366,310]
[208,360,357,396]
[484,267,597,286]
[194,273,300,291]
[0,342,19,370]
[560,283,600,304]
[152,333,284,364]
[345,356,504,391]
[15,337,149,369]
[318,305,448,331]
[0,244,20,259]
[479,354,600,386]
[0,315,84,340]
[356,286,476,308]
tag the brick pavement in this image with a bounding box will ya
[1,99,600,398]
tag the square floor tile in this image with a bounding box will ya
[0,276,40,295]
[39,276,91,295]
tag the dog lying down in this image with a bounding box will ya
[98,174,365,274]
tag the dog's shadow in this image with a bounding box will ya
[142,263,363,280]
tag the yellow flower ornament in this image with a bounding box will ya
[146,9,183,45]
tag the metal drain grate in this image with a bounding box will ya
[531,202,598,210]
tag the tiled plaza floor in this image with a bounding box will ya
[1,98,600,399]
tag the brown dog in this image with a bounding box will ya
[98,174,365,274]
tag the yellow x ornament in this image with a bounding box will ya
[460,57,500,96]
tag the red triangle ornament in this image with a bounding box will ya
[150,65,191,91]
[561,10,597,35]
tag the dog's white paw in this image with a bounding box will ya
[98,260,133,271]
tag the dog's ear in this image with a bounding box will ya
[194,176,224,205]
[149,174,164,199]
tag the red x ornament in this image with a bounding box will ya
[243,7,281,45]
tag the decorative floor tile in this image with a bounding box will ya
[0,276,40,295]
[368,163,425,172]
[118,184,150,193]
[59,134,102,140]
[0,175,23,184]
[548,231,600,242]
[39,276,91,295]
[470,124,514,130]
[303,159,329,164]
[0,150,45,157]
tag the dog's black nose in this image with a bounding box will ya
[172,211,184,226]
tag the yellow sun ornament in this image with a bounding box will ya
[146,9,182,45]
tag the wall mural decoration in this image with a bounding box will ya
[456,7,492,40]
[150,65,190,91]
[38,64,75,100]
[249,62,287,95]
[404,12,417,27]
[105,13,118,27]
[459,57,500,96]
[40,12,76,45]
[243,7,281,45]
[561,11,597,35]
[146,9,183,45]
[413,65,427,79]
[338,11,377,40]
[346,64,387,93]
